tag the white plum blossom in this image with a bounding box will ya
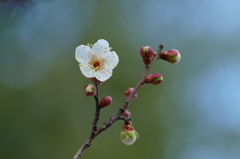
[75,39,119,81]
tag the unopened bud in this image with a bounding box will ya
[121,125,139,145]
[145,75,153,84]
[124,87,138,100]
[83,84,97,96]
[160,49,181,64]
[100,96,112,108]
[140,46,156,65]
[123,110,131,117]
[145,73,164,85]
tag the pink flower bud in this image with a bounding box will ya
[145,73,164,85]
[100,96,112,108]
[123,110,131,117]
[83,84,97,96]
[124,87,138,100]
[151,73,164,85]
[160,49,181,64]
[140,46,156,65]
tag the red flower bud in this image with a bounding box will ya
[160,49,181,64]
[124,87,138,100]
[100,96,112,108]
[83,84,97,96]
[140,46,156,65]
[145,73,163,85]
[145,73,164,85]
[151,73,164,85]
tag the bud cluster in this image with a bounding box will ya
[84,80,113,108]
[140,45,181,65]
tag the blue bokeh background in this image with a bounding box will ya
[1,0,240,159]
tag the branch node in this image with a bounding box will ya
[119,116,131,122]
[120,105,127,111]
[85,142,91,147]
[101,123,107,130]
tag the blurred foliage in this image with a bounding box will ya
[1,0,240,159]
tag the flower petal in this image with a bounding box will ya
[79,64,95,78]
[95,68,113,81]
[105,51,119,69]
[75,45,91,63]
[92,39,110,56]
[97,39,109,46]
[121,133,137,145]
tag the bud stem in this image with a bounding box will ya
[92,78,101,132]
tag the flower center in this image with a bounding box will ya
[93,61,101,68]
[89,55,105,71]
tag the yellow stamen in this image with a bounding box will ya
[87,43,93,47]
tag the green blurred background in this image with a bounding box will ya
[1,0,240,159]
